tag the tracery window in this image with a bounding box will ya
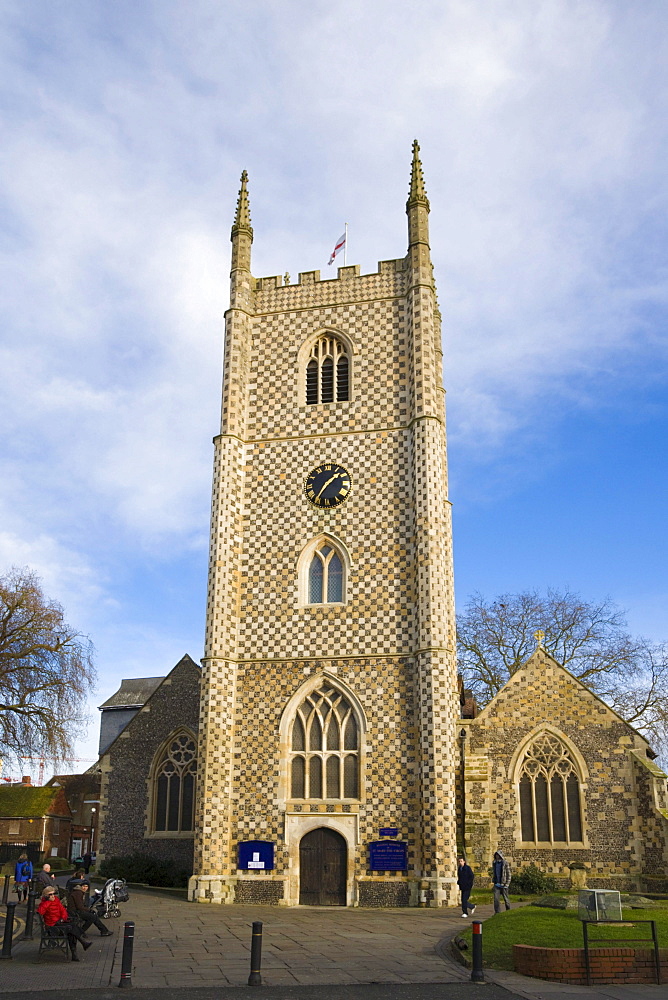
[153,731,197,833]
[308,541,344,604]
[306,335,350,404]
[518,733,583,844]
[290,685,359,800]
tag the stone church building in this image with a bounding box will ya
[97,144,668,906]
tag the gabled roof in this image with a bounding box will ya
[47,773,101,795]
[0,785,66,818]
[98,676,164,711]
[473,645,652,739]
[98,654,200,759]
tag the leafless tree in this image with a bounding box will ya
[0,567,96,772]
[457,588,668,757]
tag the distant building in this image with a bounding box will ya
[0,778,72,864]
[46,772,101,860]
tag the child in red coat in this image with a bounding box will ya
[37,887,92,961]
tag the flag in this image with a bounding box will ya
[328,231,346,265]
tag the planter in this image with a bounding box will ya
[513,943,668,985]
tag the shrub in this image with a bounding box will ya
[510,863,558,895]
[98,851,190,889]
[47,856,73,871]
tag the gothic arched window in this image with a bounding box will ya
[518,733,583,844]
[305,335,350,404]
[290,684,359,800]
[152,731,197,833]
[308,541,344,604]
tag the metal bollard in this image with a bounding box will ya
[1,901,17,960]
[471,920,484,983]
[118,920,135,988]
[1,875,9,905]
[23,889,36,940]
[248,920,263,986]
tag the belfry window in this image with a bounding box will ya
[518,733,583,844]
[305,335,350,404]
[290,685,359,800]
[153,732,197,833]
[308,542,344,604]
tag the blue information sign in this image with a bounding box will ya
[379,828,398,837]
[369,840,408,871]
[238,840,275,871]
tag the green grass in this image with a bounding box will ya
[460,906,668,971]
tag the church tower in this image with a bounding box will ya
[190,143,459,907]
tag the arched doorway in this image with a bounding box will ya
[299,828,347,905]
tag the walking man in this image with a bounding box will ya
[492,850,511,912]
[457,856,476,918]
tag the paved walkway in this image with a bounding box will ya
[0,890,664,998]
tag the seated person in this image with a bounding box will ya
[67,880,113,936]
[34,863,58,891]
[37,886,92,961]
[65,868,87,893]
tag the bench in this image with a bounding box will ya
[37,913,70,959]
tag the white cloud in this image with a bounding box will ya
[0,0,667,753]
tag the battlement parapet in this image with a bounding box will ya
[253,257,408,311]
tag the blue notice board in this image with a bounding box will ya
[238,840,275,871]
[369,840,408,871]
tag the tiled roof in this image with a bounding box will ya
[97,676,164,710]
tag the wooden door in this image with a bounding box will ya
[299,828,347,905]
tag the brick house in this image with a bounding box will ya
[46,772,101,860]
[0,781,72,863]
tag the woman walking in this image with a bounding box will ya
[14,853,32,902]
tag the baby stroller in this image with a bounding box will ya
[91,878,130,918]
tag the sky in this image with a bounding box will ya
[1,0,666,778]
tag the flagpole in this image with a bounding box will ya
[344,222,348,266]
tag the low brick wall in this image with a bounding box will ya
[513,944,667,984]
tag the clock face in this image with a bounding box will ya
[304,464,352,509]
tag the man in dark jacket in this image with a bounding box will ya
[457,857,476,917]
[67,881,113,936]
[34,864,58,891]
[492,850,511,912]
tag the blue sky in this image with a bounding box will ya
[1,0,666,775]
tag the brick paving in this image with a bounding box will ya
[0,891,663,998]
[1,890,474,992]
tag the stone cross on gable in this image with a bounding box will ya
[534,629,545,648]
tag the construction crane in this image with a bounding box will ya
[19,756,47,785]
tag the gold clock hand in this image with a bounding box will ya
[315,474,339,500]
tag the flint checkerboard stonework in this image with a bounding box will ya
[462,648,668,891]
[191,146,460,906]
[96,149,668,904]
